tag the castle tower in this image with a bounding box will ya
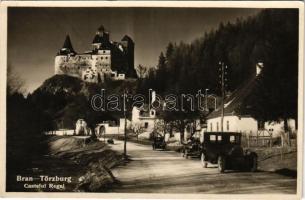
[55,35,78,75]
[121,35,136,77]
[92,25,111,51]
[58,35,76,55]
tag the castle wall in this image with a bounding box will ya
[55,55,92,79]
[55,52,113,83]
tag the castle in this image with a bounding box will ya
[55,25,137,83]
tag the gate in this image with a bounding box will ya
[243,129,273,148]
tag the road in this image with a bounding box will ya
[109,139,296,194]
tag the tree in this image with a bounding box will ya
[7,66,26,95]
[135,64,148,79]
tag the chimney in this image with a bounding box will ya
[256,62,264,76]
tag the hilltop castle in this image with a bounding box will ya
[55,25,137,83]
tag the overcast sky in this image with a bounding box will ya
[8,7,260,92]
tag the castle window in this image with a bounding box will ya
[144,122,149,128]
[105,57,108,60]
[103,50,105,53]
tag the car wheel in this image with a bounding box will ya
[250,154,258,172]
[218,156,226,173]
[201,153,208,168]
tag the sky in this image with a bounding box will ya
[8,7,260,92]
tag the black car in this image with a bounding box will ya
[200,132,257,173]
[152,132,166,150]
[181,137,201,158]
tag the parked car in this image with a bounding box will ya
[107,138,114,144]
[181,137,202,158]
[152,132,166,150]
[200,132,258,173]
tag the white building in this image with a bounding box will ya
[206,63,296,138]
[95,118,131,137]
[131,106,158,139]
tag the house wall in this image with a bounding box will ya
[96,119,131,136]
[236,117,258,134]
[45,129,75,136]
[207,116,258,134]
[131,106,156,133]
[207,116,296,137]
[119,118,131,133]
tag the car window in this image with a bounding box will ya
[209,135,216,142]
[229,135,235,143]
[217,135,222,142]
[235,136,240,144]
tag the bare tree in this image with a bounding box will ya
[7,66,26,95]
[135,64,148,78]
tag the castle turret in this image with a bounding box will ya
[92,25,111,51]
[121,35,136,77]
[58,35,76,55]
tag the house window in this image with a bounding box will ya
[226,121,229,131]
[216,122,219,131]
[217,135,222,142]
[144,122,149,128]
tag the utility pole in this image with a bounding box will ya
[205,88,209,112]
[123,89,127,159]
[219,61,228,132]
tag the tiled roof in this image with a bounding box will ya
[207,76,257,119]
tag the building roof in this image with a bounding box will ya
[207,76,257,119]
[92,34,102,44]
[62,35,75,52]
[121,35,134,44]
[98,25,105,32]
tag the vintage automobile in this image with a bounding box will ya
[152,132,166,150]
[181,137,202,159]
[200,132,258,173]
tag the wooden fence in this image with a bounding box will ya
[241,129,274,148]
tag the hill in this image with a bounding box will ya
[29,74,138,130]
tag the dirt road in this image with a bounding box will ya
[110,140,296,194]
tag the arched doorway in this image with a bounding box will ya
[99,126,106,140]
